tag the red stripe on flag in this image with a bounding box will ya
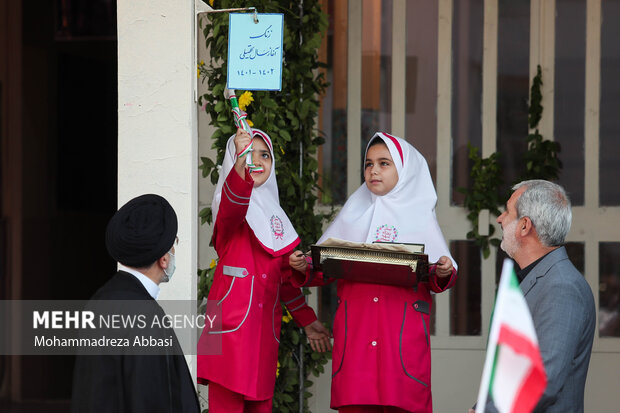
[497,325,547,413]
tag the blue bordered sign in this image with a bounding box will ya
[227,13,284,91]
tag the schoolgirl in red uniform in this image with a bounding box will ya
[198,128,330,412]
[290,132,458,413]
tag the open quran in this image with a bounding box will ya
[310,238,430,289]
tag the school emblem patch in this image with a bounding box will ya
[374,224,398,242]
[270,215,284,240]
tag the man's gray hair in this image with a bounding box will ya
[512,180,572,247]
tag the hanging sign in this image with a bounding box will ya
[227,13,284,91]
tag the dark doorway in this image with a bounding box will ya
[1,0,117,405]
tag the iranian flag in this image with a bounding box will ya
[475,259,547,413]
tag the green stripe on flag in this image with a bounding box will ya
[488,344,501,398]
[508,267,520,289]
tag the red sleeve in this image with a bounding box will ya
[428,265,457,293]
[280,256,317,327]
[288,257,333,288]
[213,167,253,250]
[280,283,317,327]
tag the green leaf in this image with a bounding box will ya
[212,83,224,98]
[286,185,295,197]
[482,246,491,260]
[280,129,292,142]
[290,329,299,345]
[198,207,211,218]
[262,97,278,109]
[214,101,225,112]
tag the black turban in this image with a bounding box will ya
[105,194,178,268]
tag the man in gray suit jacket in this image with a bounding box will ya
[480,180,595,412]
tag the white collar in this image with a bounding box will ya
[119,264,160,300]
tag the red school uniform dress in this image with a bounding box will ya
[295,133,457,413]
[197,129,317,410]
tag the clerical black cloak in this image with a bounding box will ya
[71,271,200,413]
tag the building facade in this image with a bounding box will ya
[1,0,618,411]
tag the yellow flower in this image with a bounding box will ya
[238,91,254,111]
[210,259,216,269]
[276,361,280,377]
[280,146,285,155]
[197,61,206,78]
[209,0,214,6]
[282,309,292,323]
[246,119,254,127]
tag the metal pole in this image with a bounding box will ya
[299,0,304,179]
[299,339,304,413]
[299,1,305,410]
[204,6,259,24]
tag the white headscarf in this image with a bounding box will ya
[318,132,456,267]
[211,129,299,256]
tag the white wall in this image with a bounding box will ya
[117,0,198,371]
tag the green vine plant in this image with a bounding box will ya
[197,1,332,412]
[520,64,562,182]
[457,145,503,259]
[459,64,562,259]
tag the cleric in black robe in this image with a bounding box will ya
[71,194,200,413]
